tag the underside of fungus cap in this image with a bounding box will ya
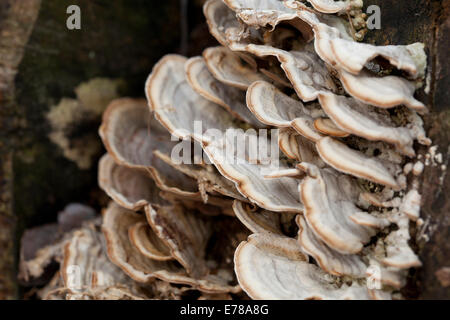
[300,166,390,254]
[203,46,268,90]
[128,222,173,261]
[222,0,312,39]
[98,98,199,197]
[296,215,367,278]
[98,154,169,211]
[243,44,337,101]
[234,233,373,300]
[102,202,241,293]
[318,92,429,157]
[246,80,324,128]
[145,204,213,278]
[61,224,132,292]
[307,0,356,14]
[185,56,264,127]
[202,128,305,213]
[146,54,237,143]
[232,200,295,235]
[316,136,403,189]
[338,70,427,113]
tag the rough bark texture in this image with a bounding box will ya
[0,0,448,299]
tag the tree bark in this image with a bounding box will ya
[0,0,42,300]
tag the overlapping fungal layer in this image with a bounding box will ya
[140,0,429,300]
[28,0,429,300]
[95,96,257,296]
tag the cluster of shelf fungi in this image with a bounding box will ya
[19,0,432,300]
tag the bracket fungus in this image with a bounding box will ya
[22,0,433,300]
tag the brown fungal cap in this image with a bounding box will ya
[242,44,338,101]
[307,0,356,14]
[316,137,402,189]
[128,222,173,261]
[318,92,430,157]
[98,154,168,211]
[146,54,236,142]
[61,224,132,293]
[313,117,350,137]
[203,46,268,90]
[339,70,427,113]
[296,215,367,277]
[246,80,325,142]
[232,200,293,235]
[102,202,241,293]
[203,129,305,213]
[300,166,389,254]
[145,204,213,278]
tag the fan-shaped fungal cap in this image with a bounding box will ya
[203,129,305,213]
[380,213,421,269]
[61,225,131,292]
[102,202,241,293]
[283,4,427,112]
[234,233,373,299]
[222,0,310,36]
[307,0,358,14]
[246,80,325,141]
[203,0,246,48]
[128,222,173,261]
[203,46,268,90]
[316,137,402,189]
[146,54,236,142]
[300,166,389,254]
[278,128,326,166]
[185,56,264,127]
[339,70,427,113]
[19,205,96,285]
[153,149,246,201]
[145,204,212,278]
[147,57,304,213]
[331,40,426,79]
[99,98,199,197]
[233,200,290,235]
[102,202,185,283]
[318,92,430,157]
[243,44,337,101]
[313,118,349,137]
[98,154,168,211]
[296,216,367,277]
